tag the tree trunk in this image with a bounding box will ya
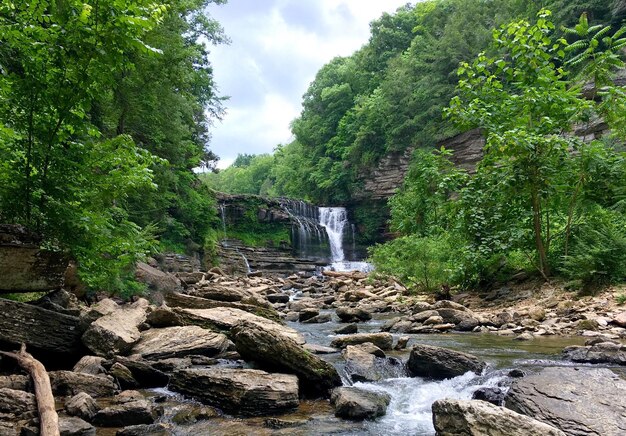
[531,188,550,278]
[0,345,60,436]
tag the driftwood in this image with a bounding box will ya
[0,344,59,436]
[0,299,83,354]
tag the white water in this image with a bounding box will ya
[319,207,348,262]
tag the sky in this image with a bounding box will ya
[206,0,413,169]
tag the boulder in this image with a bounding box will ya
[169,368,298,416]
[175,307,304,344]
[165,292,280,321]
[109,363,139,389]
[110,357,169,388]
[562,342,626,365]
[505,367,626,436]
[65,392,99,421]
[330,333,393,351]
[336,307,372,323]
[231,320,341,397]
[613,311,626,327]
[81,299,149,357]
[0,388,36,416]
[432,399,565,436]
[145,307,182,328]
[135,262,181,295]
[49,371,117,398]
[116,423,170,436]
[334,324,358,334]
[407,345,486,379]
[330,387,390,421]
[298,308,320,322]
[130,326,230,360]
[437,308,480,331]
[72,356,107,375]
[59,416,96,436]
[266,294,290,304]
[472,387,506,406]
[342,343,404,383]
[92,399,158,427]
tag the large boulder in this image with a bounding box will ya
[336,307,372,323]
[330,387,390,421]
[49,371,117,398]
[330,333,393,351]
[130,326,230,360]
[342,343,404,383]
[562,342,626,365]
[92,398,158,427]
[65,392,99,421]
[505,367,626,436]
[436,308,480,331]
[231,320,341,397]
[135,262,181,295]
[407,345,485,379]
[165,292,280,321]
[169,368,298,416]
[432,399,565,436]
[0,388,36,416]
[58,416,96,436]
[81,299,149,357]
[175,306,303,344]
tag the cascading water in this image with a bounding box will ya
[319,207,348,262]
[218,203,252,273]
[280,199,329,260]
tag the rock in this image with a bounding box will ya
[135,262,181,295]
[298,308,319,322]
[0,388,36,416]
[72,356,107,375]
[613,311,626,327]
[0,423,16,436]
[508,369,526,378]
[145,307,182,328]
[472,387,506,406]
[116,423,170,436]
[130,326,230,360]
[515,332,534,341]
[423,315,444,326]
[303,343,339,354]
[577,319,599,331]
[330,333,393,351]
[437,308,480,331]
[411,310,440,323]
[505,367,626,435]
[267,294,290,304]
[92,399,158,427]
[334,324,358,334]
[433,300,469,312]
[342,344,403,383]
[336,307,372,323]
[50,371,117,398]
[65,392,99,421]
[231,320,341,397]
[175,307,304,344]
[301,313,332,324]
[394,336,410,350]
[81,299,149,357]
[330,387,390,421]
[407,345,486,379]
[109,363,139,389]
[528,306,546,322]
[170,404,218,424]
[169,368,298,416]
[165,292,280,321]
[110,357,169,388]
[59,416,96,436]
[562,342,626,365]
[432,399,565,436]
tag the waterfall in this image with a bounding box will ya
[280,199,328,259]
[218,203,252,273]
[319,207,348,262]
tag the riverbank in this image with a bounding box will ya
[0,267,625,435]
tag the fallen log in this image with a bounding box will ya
[0,344,60,436]
[0,299,83,355]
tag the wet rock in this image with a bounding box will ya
[508,369,526,378]
[562,341,626,365]
[175,307,304,344]
[336,307,372,323]
[59,416,96,436]
[116,423,170,436]
[65,392,99,421]
[303,344,339,354]
[109,363,139,389]
[410,310,440,323]
[298,308,319,322]
[109,357,169,388]
[0,388,36,416]
[130,326,230,360]
[81,299,149,357]
[472,387,506,406]
[433,300,469,312]
[407,345,486,379]
[50,371,117,398]
[72,356,107,376]
[231,320,341,397]
[505,367,626,435]
[92,398,158,427]
[169,368,298,416]
[301,313,332,324]
[267,294,289,304]
[330,333,393,351]
[330,387,390,421]
[394,336,410,350]
[264,417,309,429]
[437,309,480,331]
[515,332,534,341]
[432,399,565,436]
[334,324,358,334]
[342,343,402,383]
[577,319,599,331]
[170,404,218,424]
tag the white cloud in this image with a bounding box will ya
[207,0,413,167]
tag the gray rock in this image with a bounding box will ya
[116,423,170,436]
[65,392,99,421]
[169,368,298,416]
[472,387,506,406]
[92,399,158,427]
[342,344,404,382]
[437,308,480,331]
[298,308,319,322]
[407,345,486,379]
[109,363,139,389]
[301,313,332,324]
[562,342,626,365]
[0,388,36,416]
[110,357,169,388]
[59,416,96,436]
[432,399,565,436]
[505,367,626,436]
[334,324,358,334]
[72,356,106,375]
[336,307,372,323]
[330,387,390,421]
[330,333,393,351]
[135,262,181,295]
[145,307,182,328]
[50,371,117,398]
[130,326,230,360]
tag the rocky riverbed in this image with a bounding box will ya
[0,266,625,435]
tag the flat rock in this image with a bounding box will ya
[169,368,298,416]
[49,371,117,398]
[59,416,96,436]
[81,299,149,357]
[407,345,486,379]
[336,307,372,323]
[330,333,393,351]
[505,367,626,436]
[115,423,170,436]
[432,399,565,436]
[65,392,99,421]
[92,399,157,427]
[175,307,304,344]
[330,387,390,421]
[342,344,405,382]
[130,326,230,360]
[73,356,107,375]
[0,388,36,416]
[563,342,626,365]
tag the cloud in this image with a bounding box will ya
[207,0,413,168]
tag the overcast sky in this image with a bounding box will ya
[206,0,413,168]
